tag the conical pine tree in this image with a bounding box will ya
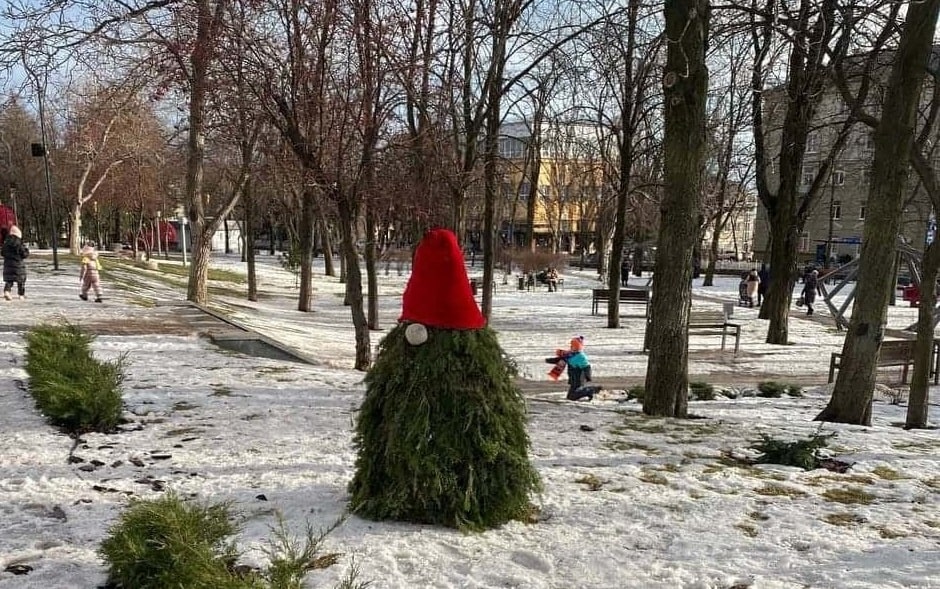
[349,323,540,531]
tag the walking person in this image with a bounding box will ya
[745,269,760,308]
[2,225,29,300]
[79,244,104,303]
[757,263,770,306]
[802,267,820,316]
[620,257,630,287]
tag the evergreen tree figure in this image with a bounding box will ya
[349,229,540,530]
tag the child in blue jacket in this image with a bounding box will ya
[545,336,596,401]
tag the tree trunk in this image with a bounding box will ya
[907,238,939,428]
[759,214,799,340]
[245,182,257,302]
[606,0,638,328]
[365,203,379,330]
[70,202,82,253]
[643,0,708,418]
[112,207,121,248]
[319,216,336,277]
[298,188,316,312]
[184,0,212,305]
[188,228,213,305]
[452,189,466,248]
[338,197,371,370]
[703,223,722,286]
[818,0,940,425]
[268,215,276,255]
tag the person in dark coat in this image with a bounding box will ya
[620,257,630,287]
[757,263,770,306]
[802,268,820,316]
[2,225,29,300]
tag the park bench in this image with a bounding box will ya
[643,309,741,355]
[688,310,742,355]
[528,271,564,291]
[828,339,940,384]
[591,288,650,316]
[468,277,496,296]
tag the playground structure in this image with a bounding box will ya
[0,204,16,240]
[128,219,179,252]
[818,240,937,332]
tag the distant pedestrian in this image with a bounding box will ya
[2,225,29,300]
[757,263,770,306]
[79,244,103,303]
[745,269,760,308]
[802,268,820,316]
[620,257,630,287]
[545,267,559,292]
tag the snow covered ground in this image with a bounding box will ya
[0,252,937,588]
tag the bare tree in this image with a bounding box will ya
[748,0,862,344]
[643,0,709,418]
[59,81,154,253]
[817,0,940,425]
[702,25,756,285]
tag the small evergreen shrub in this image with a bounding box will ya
[626,385,645,401]
[751,432,836,471]
[756,381,786,398]
[100,495,368,589]
[786,384,804,398]
[689,381,716,401]
[25,322,126,433]
[99,494,252,589]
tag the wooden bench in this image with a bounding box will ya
[643,309,741,355]
[591,288,650,316]
[828,339,940,384]
[688,310,741,355]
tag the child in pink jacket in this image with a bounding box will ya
[79,244,103,303]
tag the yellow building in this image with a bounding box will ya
[466,120,603,252]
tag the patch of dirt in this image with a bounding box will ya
[79,317,195,336]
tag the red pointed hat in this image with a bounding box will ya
[400,228,485,329]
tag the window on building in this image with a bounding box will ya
[832,170,845,186]
[859,205,866,220]
[799,232,810,253]
[831,200,842,220]
[802,166,816,186]
[498,137,525,159]
[806,132,820,153]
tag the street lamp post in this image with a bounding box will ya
[32,90,59,270]
[826,173,835,271]
[179,213,188,267]
[156,211,162,258]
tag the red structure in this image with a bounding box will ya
[130,220,179,250]
[0,204,16,241]
[903,285,921,307]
